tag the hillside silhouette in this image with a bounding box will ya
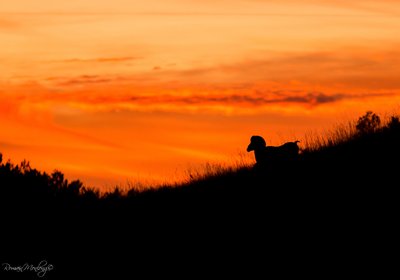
[1,111,398,277]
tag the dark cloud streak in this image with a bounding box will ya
[57,75,114,86]
[127,91,390,107]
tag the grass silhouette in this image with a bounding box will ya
[1,111,398,277]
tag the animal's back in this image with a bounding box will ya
[278,141,300,159]
[281,141,300,151]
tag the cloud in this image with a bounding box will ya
[56,75,115,86]
[28,68,399,112]
[46,75,149,86]
[4,1,399,17]
[249,0,400,16]
[0,141,25,150]
[61,57,140,63]
[0,18,20,30]
[157,49,400,90]
[282,92,351,104]
[125,91,367,107]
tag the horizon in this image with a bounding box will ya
[1,1,400,188]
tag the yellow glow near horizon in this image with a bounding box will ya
[1,1,400,188]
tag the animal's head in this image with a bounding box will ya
[247,135,266,152]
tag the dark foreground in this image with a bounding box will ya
[1,118,399,278]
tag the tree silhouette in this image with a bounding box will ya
[388,116,400,130]
[356,111,381,134]
[51,170,67,189]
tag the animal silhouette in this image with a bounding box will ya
[247,135,300,164]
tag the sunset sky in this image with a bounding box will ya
[1,1,400,188]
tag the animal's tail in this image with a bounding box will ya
[294,140,300,144]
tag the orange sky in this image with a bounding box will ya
[1,1,400,188]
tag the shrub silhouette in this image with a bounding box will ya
[356,111,381,134]
[50,170,67,188]
[388,116,400,130]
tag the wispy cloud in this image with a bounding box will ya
[124,91,393,108]
[24,85,393,112]
[60,57,140,63]
[279,92,345,104]
[3,0,399,16]
[158,50,400,90]
[0,18,20,30]
[0,141,25,150]
[34,56,399,111]
[46,74,152,86]
[4,80,375,115]
[55,75,115,86]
